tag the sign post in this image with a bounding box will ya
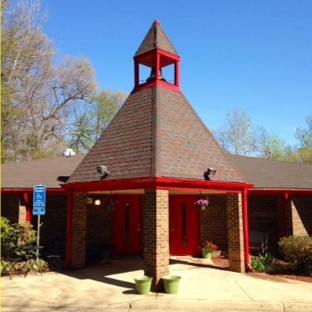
[33,185,46,262]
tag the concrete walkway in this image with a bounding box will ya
[2,258,312,312]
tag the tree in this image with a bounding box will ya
[67,90,126,153]
[93,90,127,140]
[1,0,97,162]
[214,108,291,159]
[258,128,288,160]
[214,109,258,156]
[294,115,312,163]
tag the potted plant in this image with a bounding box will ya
[200,240,218,259]
[195,198,209,210]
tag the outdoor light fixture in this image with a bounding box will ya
[94,199,101,206]
[96,165,110,180]
[204,168,217,181]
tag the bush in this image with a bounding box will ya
[250,253,278,273]
[278,236,312,276]
[1,217,37,258]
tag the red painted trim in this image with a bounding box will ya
[64,188,73,267]
[133,49,180,63]
[249,189,312,196]
[242,188,250,270]
[1,188,66,195]
[175,60,180,87]
[132,80,181,93]
[63,177,252,193]
[23,192,32,222]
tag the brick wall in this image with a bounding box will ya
[227,193,245,273]
[143,189,169,290]
[86,195,112,244]
[289,196,312,236]
[39,195,67,256]
[71,193,87,268]
[85,195,113,263]
[199,195,228,252]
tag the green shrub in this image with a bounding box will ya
[250,253,278,273]
[278,236,312,276]
[1,217,37,258]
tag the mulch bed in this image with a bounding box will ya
[212,257,312,283]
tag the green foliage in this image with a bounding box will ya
[250,253,278,273]
[278,236,312,275]
[1,217,37,257]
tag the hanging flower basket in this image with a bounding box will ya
[194,198,209,210]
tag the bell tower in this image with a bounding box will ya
[132,20,181,93]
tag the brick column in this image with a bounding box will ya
[227,193,245,273]
[143,189,169,291]
[70,193,87,269]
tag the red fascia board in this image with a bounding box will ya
[249,189,312,196]
[62,177,252,193]
[132,80,181,93]
[1,188,67,195]
[134,49,180,67]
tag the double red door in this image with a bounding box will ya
[112,194,199,257]
[112,195,142,256]
[169,195,200,256]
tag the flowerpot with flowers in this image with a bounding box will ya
[195,198,209,210]
[200,240,218,259]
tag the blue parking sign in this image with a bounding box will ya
[33,185,46,215]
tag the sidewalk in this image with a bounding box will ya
[2,257,312,312]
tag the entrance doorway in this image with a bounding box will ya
[169,195,200,256]
[112,195,142,256]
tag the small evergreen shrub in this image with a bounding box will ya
[278,236,312,276]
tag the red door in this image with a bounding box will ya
[169,195,200,256]
[112,195,142,256]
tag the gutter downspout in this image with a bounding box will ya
[23,192,31,222]
[64,188,73,267]
[242,188,251,271]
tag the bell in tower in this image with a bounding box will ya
[146,67,167,83]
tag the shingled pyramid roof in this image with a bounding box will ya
[68,22,245,185]
[134,20,178,57]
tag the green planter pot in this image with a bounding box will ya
[201,249,212,259]
[134,275,153,294]
[162,275,181,294]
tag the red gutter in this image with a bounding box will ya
[64,188,73,268]
[62,177,253,193]
[1,188,66,195]
[242,188,251,271]
[249,189,312,196]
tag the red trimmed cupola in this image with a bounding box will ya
[133,20,181,93]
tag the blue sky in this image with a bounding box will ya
[41,0,312,145]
